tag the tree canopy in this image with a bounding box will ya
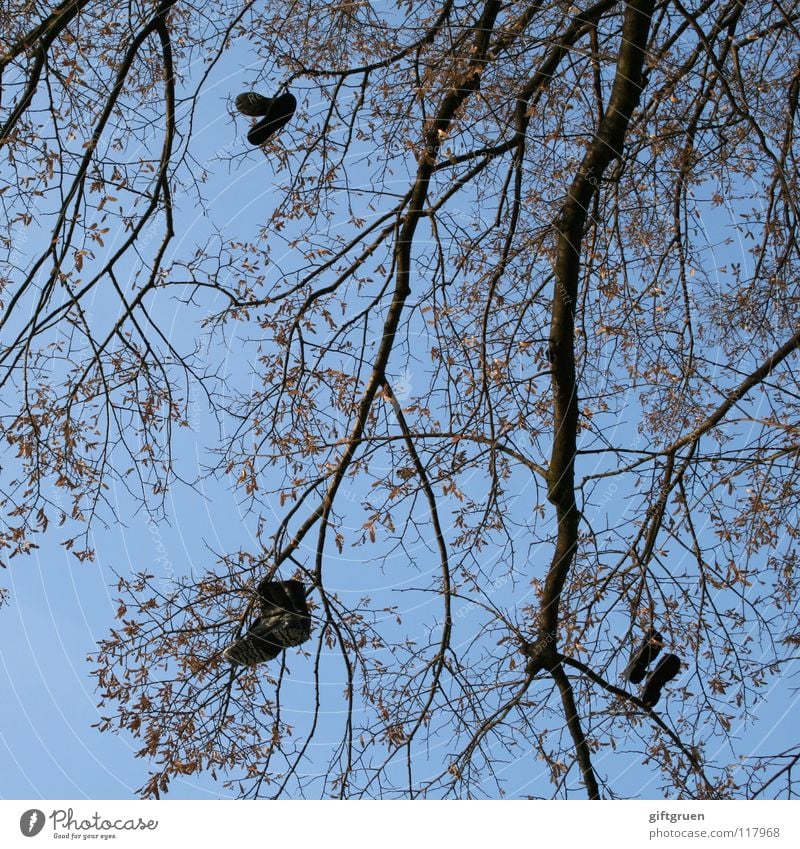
[1,0,799,799]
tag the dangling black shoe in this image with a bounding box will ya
[256,579,312,648]
[622,627,663,684]
[223,616,287,666]
[245,92,297,146]
[235,91,274,117]
[641,653,682,707]
[223,578,311,666]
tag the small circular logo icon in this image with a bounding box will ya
[20,809,46,837]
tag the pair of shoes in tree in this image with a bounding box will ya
[622,627,682,706]
[224,579,311,666]
[235,91,297,146]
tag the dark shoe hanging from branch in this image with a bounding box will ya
[235,91,274,116]
[234,91,297,146]
[224,579,311,667]
[640,653,682,707]
[622,627,664,684]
